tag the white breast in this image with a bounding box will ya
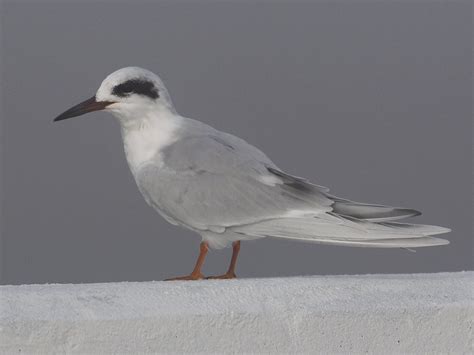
[120,113,179,174]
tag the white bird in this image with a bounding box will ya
[54,67,450,280]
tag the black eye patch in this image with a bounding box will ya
[112,79,159,99]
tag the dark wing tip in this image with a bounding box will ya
[404,209,422,218]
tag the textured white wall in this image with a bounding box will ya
[1,272,472,353]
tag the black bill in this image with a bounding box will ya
[53,96,114,122]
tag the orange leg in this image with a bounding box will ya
[165,242,208,281]
[207,241,240,279]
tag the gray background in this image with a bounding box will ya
[1,1,472,285]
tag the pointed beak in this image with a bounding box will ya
[53,96,114,122]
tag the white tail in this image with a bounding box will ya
[232,214,450,248]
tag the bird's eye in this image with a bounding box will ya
[112,79,159,99]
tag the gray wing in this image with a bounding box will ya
[136,132,333,232]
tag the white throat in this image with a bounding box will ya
[117,109,179,174]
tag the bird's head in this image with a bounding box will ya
[54,67,175,123]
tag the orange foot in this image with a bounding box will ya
[206,272,237,280]
[164,272,204,281]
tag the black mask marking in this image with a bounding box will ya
[112,79,159,99]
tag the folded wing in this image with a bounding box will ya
[136,129,450,248]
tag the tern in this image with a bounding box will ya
[54,67,450,280]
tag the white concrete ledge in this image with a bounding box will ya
[1,272,472,353]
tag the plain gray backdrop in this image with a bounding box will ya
[1,0,472,285]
